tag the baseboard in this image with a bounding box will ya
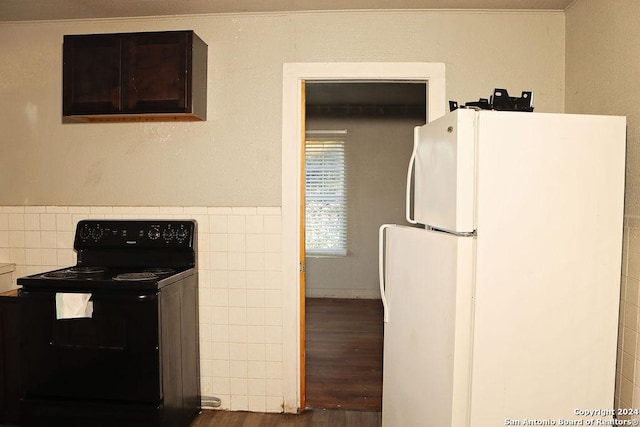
[304,288,381,299]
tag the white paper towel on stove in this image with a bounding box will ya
[55,293,93,320]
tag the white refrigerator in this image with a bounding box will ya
[379,109,626,426]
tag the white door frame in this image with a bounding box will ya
[280,62,446,412]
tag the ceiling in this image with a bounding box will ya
[0,0,575,22]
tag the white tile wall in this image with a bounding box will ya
[617,216,640,420]
[0,205,284,413]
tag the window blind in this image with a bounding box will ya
[305,132,347,256]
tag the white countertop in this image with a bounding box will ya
[0,263,15,275]
[0,263,16,293]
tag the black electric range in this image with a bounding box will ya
[17,219,201,427]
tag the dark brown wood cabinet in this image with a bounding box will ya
[0,291,21,425]
[63,30,207,123]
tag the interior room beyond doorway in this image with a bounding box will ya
[303,81,427,410]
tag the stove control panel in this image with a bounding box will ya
[74,220,196,249]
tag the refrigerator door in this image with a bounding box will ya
[468,111,626,424]
[412,109,476,233]
[381,225,475,427]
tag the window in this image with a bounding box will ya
[305,130,347,256]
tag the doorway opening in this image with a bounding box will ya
[303,82,427,298]
[280,63,446,413]
[303,81,427,410]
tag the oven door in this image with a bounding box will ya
[20,289,161,403]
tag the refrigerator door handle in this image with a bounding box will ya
[378,224,391,323]
[405,127,419,225]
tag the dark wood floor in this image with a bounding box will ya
[304,298,384,411]
[190,298,384,426]
[191,409,381,427]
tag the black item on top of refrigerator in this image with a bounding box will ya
[449,88,534,112]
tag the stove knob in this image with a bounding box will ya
[176,228,188,242]
[148,227,161,240]
[91,227,104,241]
[79,226,91,240]
[163,228,176,242]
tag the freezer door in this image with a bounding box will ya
[412,109,476,233]
[381,225,475,427]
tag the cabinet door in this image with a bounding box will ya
[63,35,122,115]
[122,32,189,113]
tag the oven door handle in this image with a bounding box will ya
[19,289,158,300]
[49,340,127,351]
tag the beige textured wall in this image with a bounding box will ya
[566,0,640,415]
[0,10,565,207]
[566,0,640,217]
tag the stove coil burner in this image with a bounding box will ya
[68,266,108,275]
[41,271,80,279]
[113,272,160,282]
[113,268,176,282]
[144,268,175,275]
[42,266,108,279]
